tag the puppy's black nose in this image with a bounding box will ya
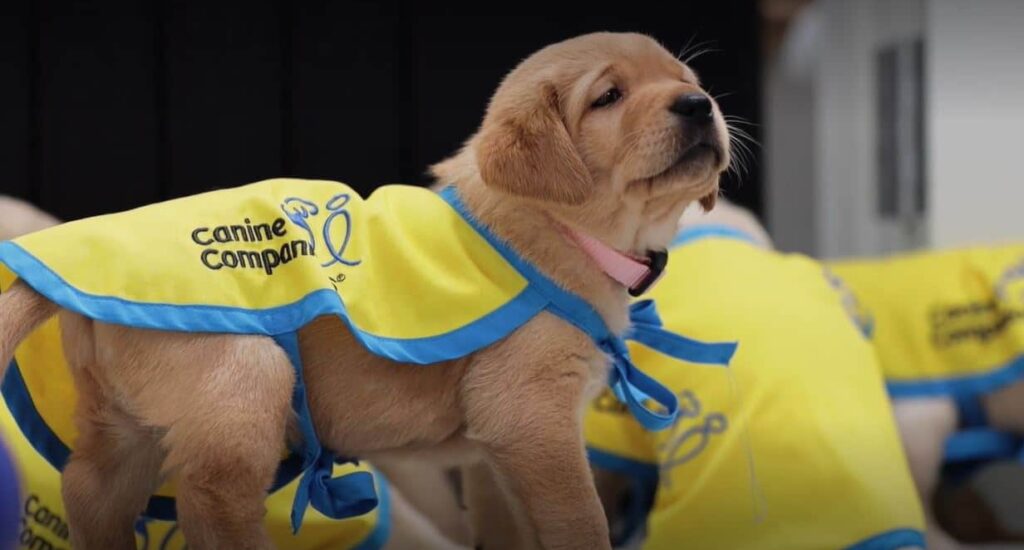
[670,93,713,122]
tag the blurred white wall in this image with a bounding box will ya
[927,0,1024,247]
[766,0,1023,257]
[767,0,926,258]
[764,5,819,256]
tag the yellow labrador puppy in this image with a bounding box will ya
[0,33,729,550]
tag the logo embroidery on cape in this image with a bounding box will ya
[823,267,875,339]
[186,193,362,282]
[658,389,727,483]
[930,257,1024,347]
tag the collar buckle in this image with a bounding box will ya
[628,249,668,297]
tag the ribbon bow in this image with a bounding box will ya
[290,450,378,533]
[606,300,738,431]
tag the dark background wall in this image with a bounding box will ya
[0,1,761,222]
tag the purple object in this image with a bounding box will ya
[0,436,19,550]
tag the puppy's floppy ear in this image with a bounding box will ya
[475,83,591,205]
[699,191,718,212]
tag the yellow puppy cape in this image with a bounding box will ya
[0,178,702,532]
[585,225,925,550]
[829,245,1024,465]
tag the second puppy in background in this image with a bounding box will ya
[585,199,927,549]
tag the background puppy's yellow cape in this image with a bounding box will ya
[830,245,1024,465]
[585,228,926,550]
[0,393,389,550]
[829,245,1024,397]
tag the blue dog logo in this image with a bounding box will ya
[658,389,727,483]
[280,194,361,268]
[996,258,1024,309]
[823,267,875,339]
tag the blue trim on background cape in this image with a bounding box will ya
[1,358,310,521]
[586,447,659,483]
[670,224,756,249]
[955,393,988,429]
[0,240,547,366]
[1,361,69,469]
[844,528,926,550]
[886,354,1024,399]
[944,428,1023,463]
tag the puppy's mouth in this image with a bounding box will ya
[677,141,722,167]
[634,140,723,192]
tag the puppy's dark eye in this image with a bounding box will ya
[592,88,622,108]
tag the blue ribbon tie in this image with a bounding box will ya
[609,300,738,432]
[290,450,379,533]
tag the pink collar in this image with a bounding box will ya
[564,227,668,296]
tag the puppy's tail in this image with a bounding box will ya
[0,195,60,241]
[0,281,58,379]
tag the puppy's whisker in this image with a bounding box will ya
[728,135,758,155]
[723,115,758,128]
[726,134,754,179]
[676,37,714,63]
[682,47,721,66]
[731,139,758,165]
[726,124,761,151]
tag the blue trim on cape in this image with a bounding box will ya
[845,528,926,550]
[437,188,612,341]
[886,354,1024,399]
[670,224,757,249]
[439,188,734,432]
[0,240,546,366]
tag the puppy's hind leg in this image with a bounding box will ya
[62,369,165,550]
[161,335,294,550]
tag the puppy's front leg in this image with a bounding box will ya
[462,461,533,549]
[464,327,611,550]
[893,398,958,550]
[482,428,608,550]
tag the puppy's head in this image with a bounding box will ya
[435,33,730,248]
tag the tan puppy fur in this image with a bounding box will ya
[0,32,729,550]
[678,197,773,249]
[0,196,60,239]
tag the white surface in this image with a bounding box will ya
[926,0,1024,247]
[765,0,926,257]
